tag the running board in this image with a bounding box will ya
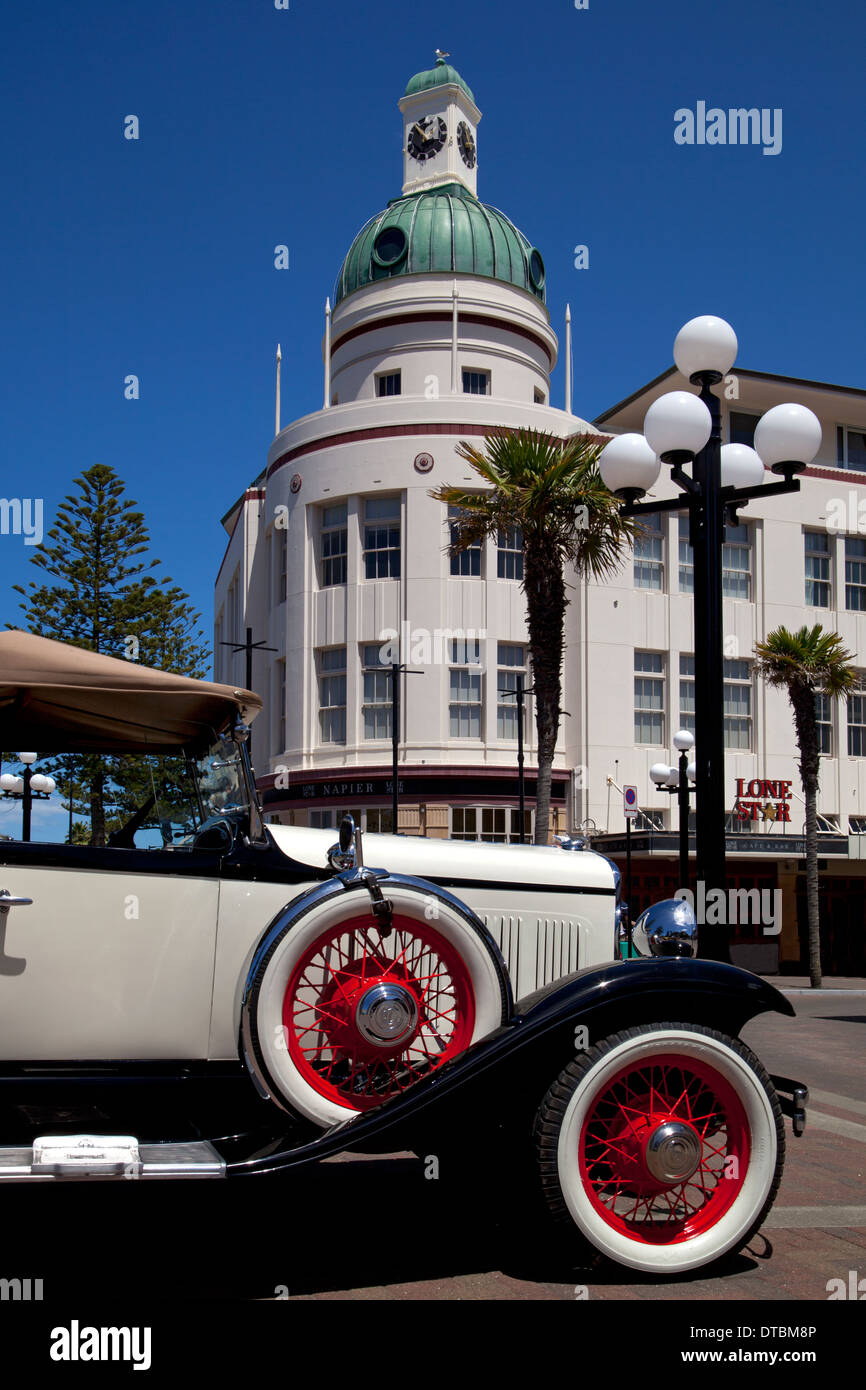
[0,1134,225,1180]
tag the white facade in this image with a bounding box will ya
[214,59,866,968]
[587,370,866,840]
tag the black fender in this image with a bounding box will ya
[516,953,794,1037]
[223,955,793,1175]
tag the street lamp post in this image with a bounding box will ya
[388,663,423,832]
[600,316,822,962]
[651,729,697,896]
[0,753,56,843]
[497,673,533,843]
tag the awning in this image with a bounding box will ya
[0,631,262,754]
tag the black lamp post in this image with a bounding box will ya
[387,663,423,832]
[651,729,696,896]
[497,673,533,843]
[600,316,822,962]
[1,754,56,843]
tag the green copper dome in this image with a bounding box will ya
[334,184,547,306]
[404,58,475,104]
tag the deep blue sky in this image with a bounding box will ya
[2,0,863,658]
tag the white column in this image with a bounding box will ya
[451,281,459,395]
[323,298,332,409]
[275,343,281,436]
[565,304,572,415]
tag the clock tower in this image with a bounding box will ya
[399,53,482,198]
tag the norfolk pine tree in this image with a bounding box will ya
[12,463,209,844]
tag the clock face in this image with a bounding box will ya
[457,121,476,168]
[407,114,446,161]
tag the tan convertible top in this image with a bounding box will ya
[0,631,262,753]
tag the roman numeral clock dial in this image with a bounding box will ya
[408,114,447,161]
[457,120,476,168]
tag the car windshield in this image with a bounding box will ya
[192,736,250,822]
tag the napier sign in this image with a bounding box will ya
[733,778,793,825]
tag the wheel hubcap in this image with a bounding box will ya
[355,982,419,1047]
[644,1120,701,1183]
[282,914,476,1110]
[578,1052,751,1243]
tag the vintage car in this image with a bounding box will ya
[0,631,807,1276]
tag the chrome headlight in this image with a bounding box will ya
[632,898,699,959]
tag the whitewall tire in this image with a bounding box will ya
[244,878,509,1129]
[535,1023,784,1275]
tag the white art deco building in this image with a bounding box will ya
[215,57,866,974]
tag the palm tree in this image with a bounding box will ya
[753,625,856,987]
[431,428,635,845]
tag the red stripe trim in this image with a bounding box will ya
[267,422,537,479]
[330,310,553,363]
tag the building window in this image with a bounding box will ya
[722,522,752,600]
[276,660,286,752]
[321,503,348,587]
[310,807,392,833]
[318,647,346,744]
[497,644,527,740]
[309,807,361,830]
[729,411,762,446]
[451,807,478,840]
[462,369,490,396]
[805,531,831,608]
[679,515,753,600]
[376,371,401,397]
[635,652,664,745]
[362,643,392,740]
[845,537,866,611]
[449,638,482,738]
[723,659,752,750]
[848,676,866,756]
[497,526,523,580]
[634,512,664,591]
[276,529,287,604]
[448,505,482,576]
[534,388,545,404]
[364,496,401,579]
[815,689,833,756]
[214,615,223,681]
[451,806,532,842]
[679,653,695,734]
[678,515,694,594]
[836,425,866,471]
[850,815,866,834]
[226,574,239,649]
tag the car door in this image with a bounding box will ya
[0,842,222,1061]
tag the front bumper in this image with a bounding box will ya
[770,1073,809,1136]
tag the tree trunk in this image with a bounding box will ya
[803,777,822,988]
[792,690,822,988]
[523,543,566,845]
[90,765,106,848]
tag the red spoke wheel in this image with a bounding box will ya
[535,1023,784,1274]
[245,879,508,1128]
[284,914,476,1110]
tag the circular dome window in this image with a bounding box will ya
[372,226,408,269]
[528,248,546,291]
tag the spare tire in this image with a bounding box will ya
[241,873,510,1128]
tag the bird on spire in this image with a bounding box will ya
[435,49,450,61]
